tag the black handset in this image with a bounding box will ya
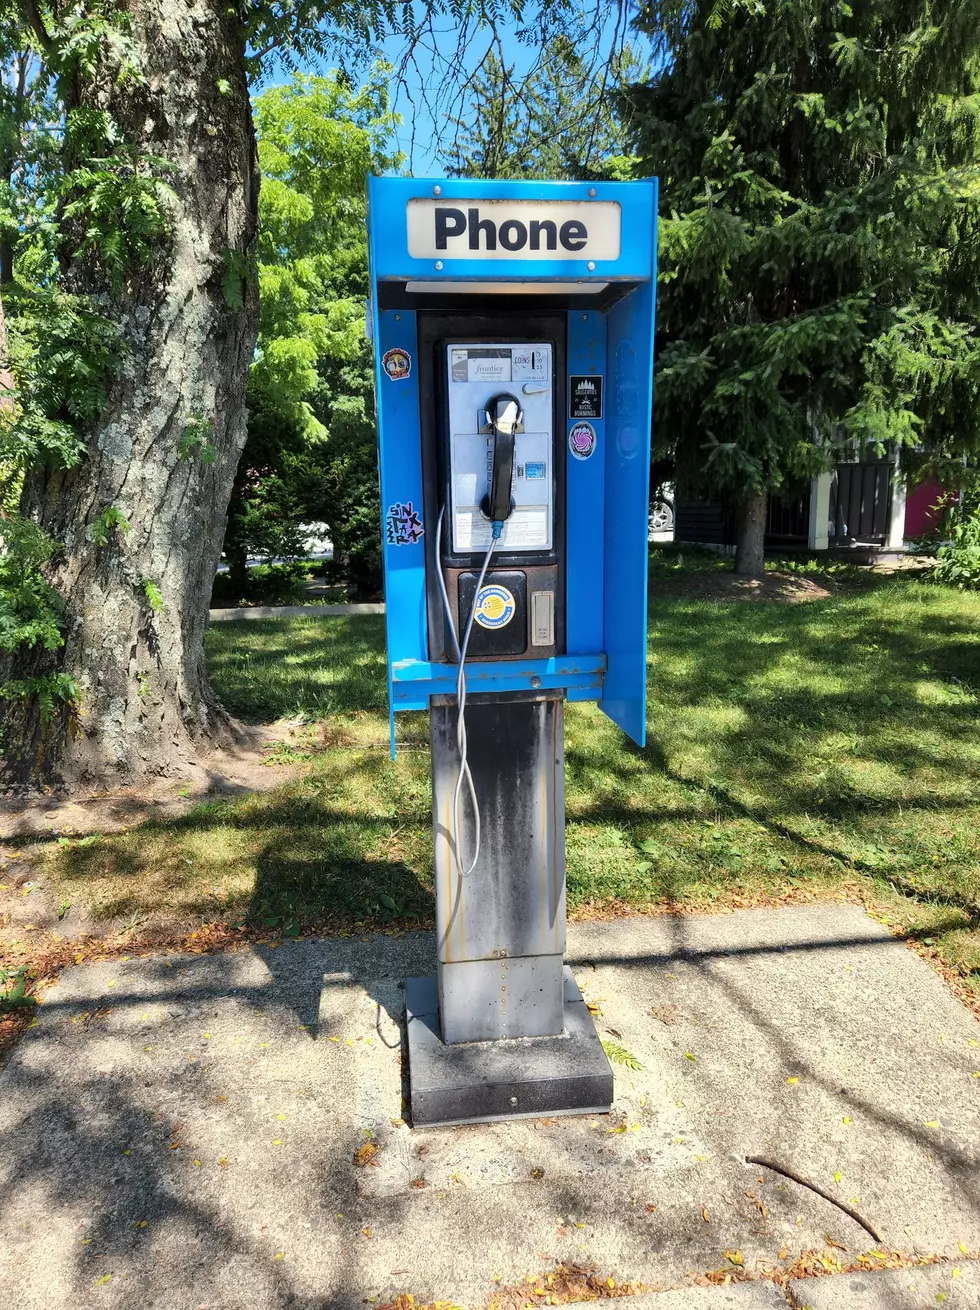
[480,393,521,523]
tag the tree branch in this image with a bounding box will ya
[18,0,53,54]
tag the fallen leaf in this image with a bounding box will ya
[702,1207,710,1223]
[353,1142,380,1168]
[724,1249,744,1266]
[924,1120,940,1128]
[362,1226,373,1238]
[842,1116,851,1125]
[786,1077,799,1085]
[94,1274,112,1286]
[684,1051,697,1062]
[646,1203,657,1212]
[833,1171,842,1185]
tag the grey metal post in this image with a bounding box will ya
[430,692,566,1044]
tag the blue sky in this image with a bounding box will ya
[255,4,652,176]
[379,4,651,174]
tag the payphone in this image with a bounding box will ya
[368,177,658,1126]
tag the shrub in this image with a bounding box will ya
[933,509,980,591]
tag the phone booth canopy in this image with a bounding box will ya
[368,176,658,756]
[367,176,658,1128]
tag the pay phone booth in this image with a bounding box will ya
[368,177,658,1127]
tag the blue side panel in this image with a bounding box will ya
[599,267,657,745]
[375,309,426,757]
[565,310,606,673]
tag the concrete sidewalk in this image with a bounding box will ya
[209,602,384,621]
[2,904,979,1309]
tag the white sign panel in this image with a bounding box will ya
[407,198,621,262]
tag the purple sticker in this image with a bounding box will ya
[385,501,424,545]
[568,421,597,461]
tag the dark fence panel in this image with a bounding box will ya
[830,461,893,544]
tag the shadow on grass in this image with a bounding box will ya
[205,615,389,722]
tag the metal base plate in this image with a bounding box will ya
[406,967,614,1128]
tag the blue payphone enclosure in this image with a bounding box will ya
[367,176,658,754]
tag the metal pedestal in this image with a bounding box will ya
[406,969,613,1127]
[406,692,613,1127]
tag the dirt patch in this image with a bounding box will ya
[652,569,834,603]
[0,722,305,841]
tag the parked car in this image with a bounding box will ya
[649,487,675,540]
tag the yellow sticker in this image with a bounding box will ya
[473,585,516,630]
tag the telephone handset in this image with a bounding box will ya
[480,393,522,524]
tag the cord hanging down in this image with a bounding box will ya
[435,503,500,879]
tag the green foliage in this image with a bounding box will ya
[934,507,980,590]
[226,70,400,591]
[61,149,176,289]
[0,516,63,653]
[178,412,216,463]
[0,965,36,1012]
[629,0,980,508]
[88,504,130,545]
[1,285,120,476]
[601,1039,643,1070]
[141,577,163,612]
[221,247,254,312]
[0,670,78,719]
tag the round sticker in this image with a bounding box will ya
[473,584,516,630]
[382,347,412,381]
[568,421,596,461]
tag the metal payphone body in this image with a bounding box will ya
[368,177,658,1126]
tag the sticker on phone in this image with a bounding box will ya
[473,584,516,629]
[524,461,547,480]
[568,421,597,461]
[385,500,424,545]
[382,347,412,381]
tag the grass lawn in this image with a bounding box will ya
[41,553,980,998]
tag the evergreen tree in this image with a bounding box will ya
[628,0,980,574]
[443,32,642,179]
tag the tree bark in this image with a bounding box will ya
[734,489,767,577]
[5,1,259,787]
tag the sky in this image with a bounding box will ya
[256,3,652,177]
[381,3,651,175]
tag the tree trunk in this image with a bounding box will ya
[5,1,259,788]
[734,490,767,577]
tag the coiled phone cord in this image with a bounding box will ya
[435,504,501,878]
